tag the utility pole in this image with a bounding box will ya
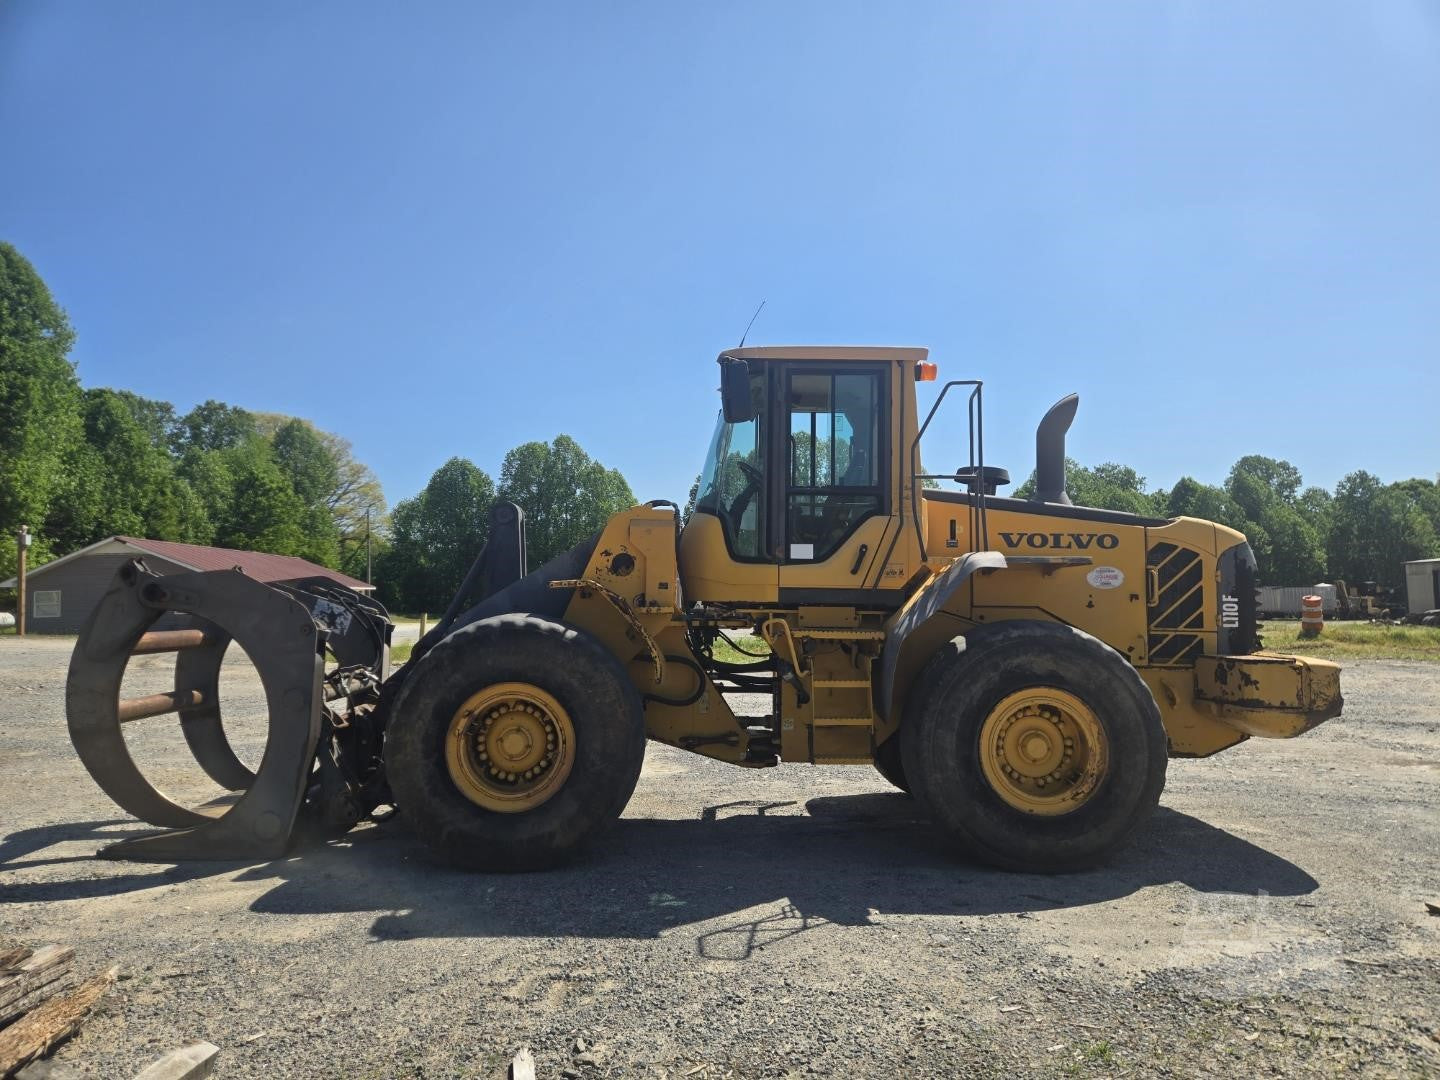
[16,526,31,637]
[365,509,373,585]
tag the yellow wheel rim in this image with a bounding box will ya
[978,688,1108,816]
[445,682,576,813]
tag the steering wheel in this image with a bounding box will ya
[723,460,765,539]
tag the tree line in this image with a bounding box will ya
[1,241,635,614]
[374,437,634,614]
[1013,457,1440,589]
[6,238,1432,609]
[0,243,386,583]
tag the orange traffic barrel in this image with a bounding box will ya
[1300,594,1324,637]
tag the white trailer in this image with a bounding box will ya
[1257,584,1338,618]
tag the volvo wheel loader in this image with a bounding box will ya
[65,346,1343,872]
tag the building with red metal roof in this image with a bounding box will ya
[2,536,372,633]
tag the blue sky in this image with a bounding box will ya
[2,2,1437,511]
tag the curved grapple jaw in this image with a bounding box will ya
[65,560,392,861]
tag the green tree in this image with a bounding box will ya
[1013,459,1165,516]
[208,441,310,557]
[1227,455,1302,502]
[0,243,81,575]
[376,457,496,612]
[172,400,258,453]
[1389,478,1440,546]
[1224,456,1325,584]
[253,414,386,574]
[1166,476,1243,525]
[319,430,387,581]
[497,435,635,565]
[1327,471,1438,588]
[272,419,340,506]
[174,447,233,545]
[1297,485,1333,525]
[110,389,179,449]
[269,419,343,564]
[46,388,208,551]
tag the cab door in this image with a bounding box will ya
[775,364,893,601]
[679,362,781,604]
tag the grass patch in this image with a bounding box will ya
[389,641,414,664]
[1262,619,1440,661]
[708,632,771,666]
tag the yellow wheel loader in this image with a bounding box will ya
[66,347,1343,872]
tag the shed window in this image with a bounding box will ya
[33,590,61,618]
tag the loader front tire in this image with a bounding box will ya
[900,620,1166,873]
[386,613,645,871]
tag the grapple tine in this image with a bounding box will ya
[174,623,256,792]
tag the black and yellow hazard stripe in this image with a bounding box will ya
[1147,541,1204,664]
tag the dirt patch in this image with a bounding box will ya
[1,637,1437,1077]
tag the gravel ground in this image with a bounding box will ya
[1,636,1437,1078]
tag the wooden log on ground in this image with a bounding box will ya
[131,1041,220,1080]
[0,967,116,1078]
[0,949,75,1026]
[0,952,32,973]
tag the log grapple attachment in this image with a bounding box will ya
[65,559,393,861]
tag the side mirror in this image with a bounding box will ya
[720,358,756,423]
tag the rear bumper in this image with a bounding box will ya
[1193,653,1343,738]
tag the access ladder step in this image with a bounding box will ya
[811,716,874,727]
[796,628,886,640]
[812,679,871,688]
[813,756,874,765]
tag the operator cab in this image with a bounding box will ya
[680,346,930,606]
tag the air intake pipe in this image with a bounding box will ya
[1032,394,1078,506]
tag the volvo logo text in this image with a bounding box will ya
[998,531,1120,550]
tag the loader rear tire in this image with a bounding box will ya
[873,735,911,795]
[900,620,1166,873]
[386,613,645,871]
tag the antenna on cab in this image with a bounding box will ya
[737,300,766,348]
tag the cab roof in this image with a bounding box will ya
[719,345,929,364]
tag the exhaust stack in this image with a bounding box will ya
[1033,394,1078,506]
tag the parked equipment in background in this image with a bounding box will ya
[65,346,1344,874]
[1334,579,1389,620]
[1257,580,1396,621]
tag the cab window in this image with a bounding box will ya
[695,370,767,559]
[786,370,884,561]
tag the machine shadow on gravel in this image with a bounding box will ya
[1,795,1316,947]
[0,818,133,873]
